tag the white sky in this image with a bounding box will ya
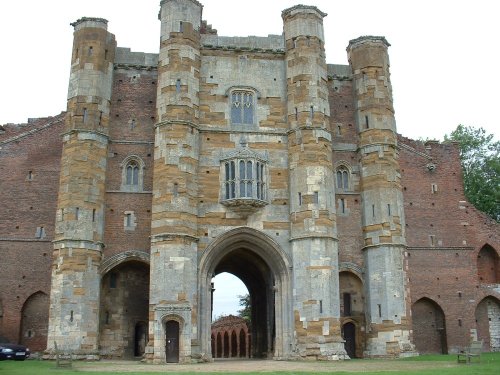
[1,1,497,315]
[1,0,498,141]
[212,273,248,318]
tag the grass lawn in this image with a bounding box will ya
[0,353,498,375]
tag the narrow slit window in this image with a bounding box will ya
[387,204,391,216]
[173,183,178,197]
[125,213,132,227]
[70,310,74,322]
[337,125,341,136]
[27,171,33,180]
[295,107,298,121]
[179,21,184,32]
[377,304,382,318]
[110,273,117,288]
[92,209,96,222]
[88,46,93,56]
[104,49,108,60]
[313,191,319,204]
[176,79,181,93]
[298,192,302,206]
[365,115,369,129]
[83,108,88,124]
[340,198,345,214]
[372,204,375,218]
[319,300,323,314]
[431,183,438,194]
[98,111,103,125]
[75,207,80,220]
[310,106,314,119]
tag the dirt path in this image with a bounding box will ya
[75,358,459,373]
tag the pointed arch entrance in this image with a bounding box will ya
[475,296,500,351]
[198,227,293,359]
[411,298,447,354]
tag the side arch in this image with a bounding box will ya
[475,296,500,352]
[100,250,150,275]
[411,297,447,354]
[476,244,499,284]
[198,227,293,359]
[20,291,49,351]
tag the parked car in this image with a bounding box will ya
[0,343,30,360]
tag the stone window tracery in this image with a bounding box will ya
[336,166,350,190]
[121,155,145,192]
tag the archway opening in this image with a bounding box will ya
[475,296,500,351]
[99,260,149,359]
[212,248,275,359]
[19,291,49,351]
[411,298,447,354]
[339,271,364,358]
[477,245,499,284]
[199,228,292,361]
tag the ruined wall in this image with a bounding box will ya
[0,115,64,349]
[400,137,500,353]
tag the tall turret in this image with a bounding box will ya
[47,17,116,355]
[149,0,202,363]
[283,5,345,359]
[347,36,414,357]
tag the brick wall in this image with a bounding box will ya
[0,115,64,348]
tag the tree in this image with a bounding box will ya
[237,294,251,324]
[445,125,499,221]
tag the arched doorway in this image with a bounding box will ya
[216,332,222,357]
[99,258,150,358]
[342,322,356,358]
[134,321,148,357]
[239,329,247,357]
[475,296,500,351]
[19,291,49,351]
[198,227,293,360]
[411,298,447,354]
[165,320,180,363]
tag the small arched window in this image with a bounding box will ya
[121,156,145,192]
[336,167,350,190]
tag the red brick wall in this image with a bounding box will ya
[400,137,500,353]
[0,115,63,347]
[19,291,49,351]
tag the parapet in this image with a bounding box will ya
[70,17,108,31]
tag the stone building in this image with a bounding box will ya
[0,0,498,363]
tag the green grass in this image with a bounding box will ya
[0,353,498,375]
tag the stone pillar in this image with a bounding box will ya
[149,0,202,363]
[283,5,345,359]
[347,36,415,357]
[47,18,116,357]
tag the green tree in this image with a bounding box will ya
[445,125,500,221]
[237,294,251,324]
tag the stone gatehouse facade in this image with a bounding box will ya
[0,0,498,363]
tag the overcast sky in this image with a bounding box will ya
[1,1,497,316]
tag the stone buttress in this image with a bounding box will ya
[282,6,346,359]
[47,18,116,357]
[347,36,415,357]
[148,0,202,363]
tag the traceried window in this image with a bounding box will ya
[336,167,350,190]
[126,162,139,185]
[121,156,145,192]
[220,143,268,210]
[231,91,254,125]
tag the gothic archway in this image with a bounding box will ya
[99,259,150,358]
[411,298,447,354]
[198,227,293,359]
[475,296,500,351]
[19,291,49,351]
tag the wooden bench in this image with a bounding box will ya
[457,340,482,364]
[54,341,73,368]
